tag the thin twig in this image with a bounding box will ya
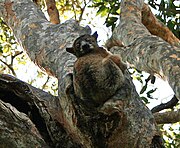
[71,0,77,21]
[0,58,16,76]
[151,95,179,113]
[78,0,91,23]
[42,76,50,90]
[11,51,23,65]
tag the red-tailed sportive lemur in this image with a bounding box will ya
[66,32,126,105]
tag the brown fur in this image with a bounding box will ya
[66,34,127,105]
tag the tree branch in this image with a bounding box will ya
[0,51,23,76]
[142,4,180,47]
[154,110,180,124]
[45,0,60,24]
[109,0,180,99]
[0,58,16,76]
[0,0,91,87]
[78,0,91,23]
[151,95,179,113]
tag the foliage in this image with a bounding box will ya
[162,103,180,147]
[54,0,92,22]
[91,0,121,31]
[129,68,158,104]
[0,18,20,76]
[91,0,179,38]
[160,121,180,147]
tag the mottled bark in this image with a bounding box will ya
[0,100,47,148]
[108,0,180,100]
[0,0,90,84]
[0,0,167,147]
[0,73,161,147]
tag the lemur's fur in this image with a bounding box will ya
[66,32,126,105]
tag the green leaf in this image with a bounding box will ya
[97,5,108,16]
[108,16,118,22]
[147,88,157,99]
[159,0,165,11]
[0,45,3,53]
[169,0,176,10]
[147,88,157,94]
[151,76,156,84]
[140,84,147,94]
[148,1,157,10]
[167,20,175,30]
[111,6,120,15]
[136,76,143,84]
[140,96,149,104]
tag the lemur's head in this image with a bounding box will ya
[66,32,98,57]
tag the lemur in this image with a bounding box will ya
[66,32,126,105]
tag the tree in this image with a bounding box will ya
[0,0,179,147]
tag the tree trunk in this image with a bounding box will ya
[0,0,178,147]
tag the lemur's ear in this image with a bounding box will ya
[66,47,75,54]
[92,31,98,40]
